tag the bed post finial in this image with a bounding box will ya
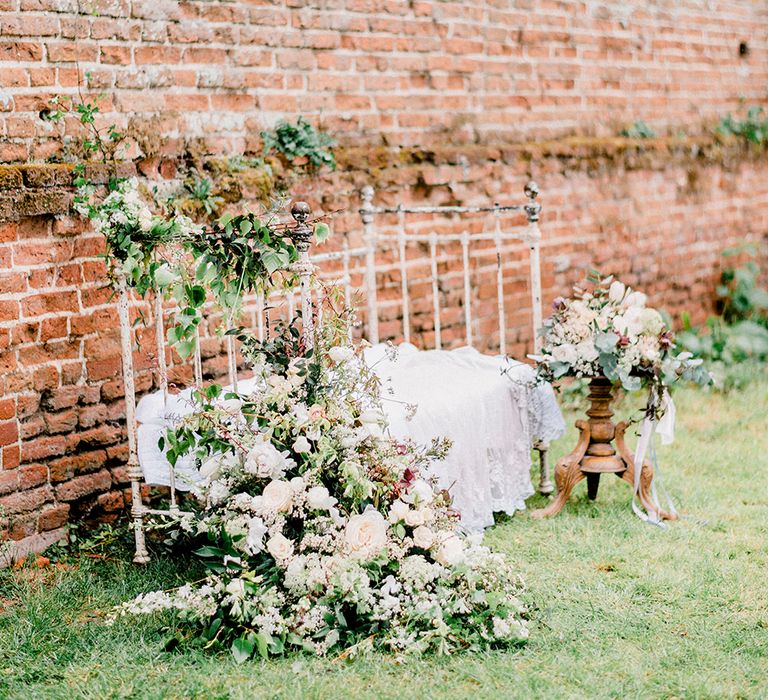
[360,185,379,344]
[524,181,541,223]
[290,200,315,348]
[290,200,312,251]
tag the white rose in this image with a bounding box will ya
[412,525,435,549]
[262,479,293,513]
[640,308,664,335]
[614,307,644,338]
[244,435,294,479]
[245,517,267,553]
[266,533,294,561]
[402,479,434,506]
[434,535,465,566]
[575,340,599,363]
[292,403,310,426]
[624,291,647,308]
[551,342,578,366]
[345,509,388,559]
[289,476,306,493]
[292,435,311,453]
[208,481,230,506]
[608,280,626,304]
[328,346,354,363]
[389,499,410,523]
[307,485,336,511]
[405,508,426,527]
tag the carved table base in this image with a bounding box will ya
[531,376,677,521]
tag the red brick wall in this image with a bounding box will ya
[0,1,767,162]
[1,1,768,560]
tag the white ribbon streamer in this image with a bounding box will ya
[631,391,678,527]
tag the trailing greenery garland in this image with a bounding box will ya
[75,177,319,359]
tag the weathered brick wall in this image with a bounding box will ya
[0,1,767,162]
[1,1,768,560]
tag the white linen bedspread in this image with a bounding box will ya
[365,343,564,530]
[135,344,564,531]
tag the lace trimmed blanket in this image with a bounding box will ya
[135,344,565,532]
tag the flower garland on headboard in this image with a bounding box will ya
[75,177,316,359]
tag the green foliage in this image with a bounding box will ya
[261,117,337,171]
[44,88,125,163]
[181,170,225,219]
[675,244,768,391]
[716,105,768,145]
[717,243,768,325]
[620,120,656,138]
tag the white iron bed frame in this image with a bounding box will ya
[117,182,552,563]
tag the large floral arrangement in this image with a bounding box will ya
[111,316,529,660]
[533,275,710,412]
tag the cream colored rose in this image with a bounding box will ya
[389,499,410,523]
[640,308,664,335]
[402,479,434,506]
[292,435,311,453]
[328,346,354,363]
[345,509,388,559]
[412,525,435,549]
[307,485,336,511]
[608,280,626,303]
[404,508,426,527]
[575,340,599,363]
[434,535,465,566]
[552,342,578,365]
[262,479,293,512]
[266,533,294,561]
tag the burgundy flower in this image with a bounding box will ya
[618,334,630,347]
[659,331,675,348]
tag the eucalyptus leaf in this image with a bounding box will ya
[314,222,331,244]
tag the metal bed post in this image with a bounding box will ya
[117,276,150,564]
[523,181,553,496]
[360,186,379,344]
[290,201,315,349]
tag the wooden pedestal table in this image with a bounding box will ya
[531,376,677,521]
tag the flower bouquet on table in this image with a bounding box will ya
[111,314,529,660]
[533,273,711,416]
[529,274,711,521]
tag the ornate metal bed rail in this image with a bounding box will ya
[118,183,552,563]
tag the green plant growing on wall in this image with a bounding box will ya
[716,106,768,145]
[181,170,226,219]
[676,243,768,390]
[620,120,656,138]
[261,117,337,171]
[43,83,125,165]
[717,243,768,325]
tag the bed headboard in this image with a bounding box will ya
[310,181,543,356]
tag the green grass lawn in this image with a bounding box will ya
[2,379,767,700]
